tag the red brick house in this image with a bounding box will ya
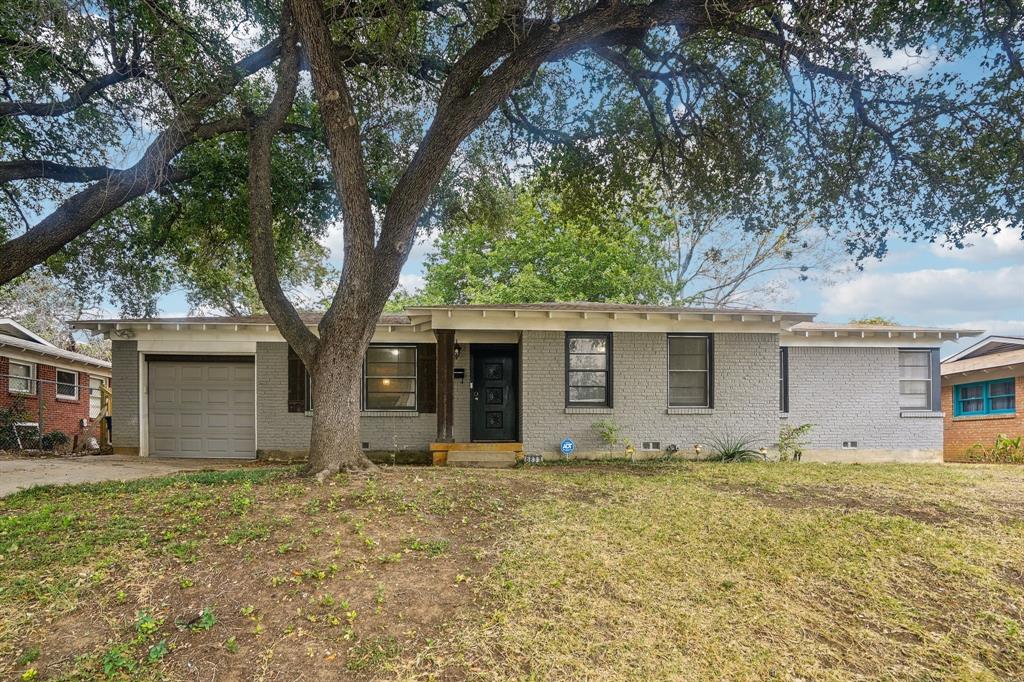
[941,336,1023,462]
[0,319,112,441]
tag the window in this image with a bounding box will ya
[8,361,35,394]
[668,334,713,407]
[89,377,106,418]
[565,333,612,407]
[56,370,78,400]
[954,379,1016,416]
[364,346,417,410]
[898,350,933,410]
[779,347,790,413]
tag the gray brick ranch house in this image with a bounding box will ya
[71,304,980,464]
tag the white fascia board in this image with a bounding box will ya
[0,348,112,376]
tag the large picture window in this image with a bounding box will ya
[56,369,78,400]
[954,378,1016,416]
[364,346,417,411]
[8,361,36,394]
[898,350,933,410]
[565,333,612,407]
[668,335,712,407]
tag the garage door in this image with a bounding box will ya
[148,358,255,458]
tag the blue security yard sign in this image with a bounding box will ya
[560,438,576,458]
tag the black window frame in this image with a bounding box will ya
[363,344,418,412]
[667,334,714,408]
[565,332,613,408]
[779,347,790,413]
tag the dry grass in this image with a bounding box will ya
[2,462,1024,680]
[402,463,1024,681]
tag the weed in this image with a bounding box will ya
[147,639,169,663]
[403,537,450,557]
[224,636,239,653]
[346,635,400,672]
[16,646,40,665]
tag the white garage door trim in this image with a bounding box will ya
[146,355,256,459]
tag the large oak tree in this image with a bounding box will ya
[1,0,1022,473]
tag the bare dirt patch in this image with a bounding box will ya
[0,467,544,680]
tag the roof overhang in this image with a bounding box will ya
[942,335,1024,364]
[782,324,983,348]
[0,335,111,373]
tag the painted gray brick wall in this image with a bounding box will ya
[111,340,139,449]
[520,331,780,456]
[255,342,468,453]
[785,346,942,455]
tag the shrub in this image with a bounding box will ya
[777,423,814,461]
[0,398,28,450]
[40,431,70,451]
[966,434,1024,464]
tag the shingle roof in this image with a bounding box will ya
[788,322,981,334]
[408,302,810,316]
[941,348,1024,376]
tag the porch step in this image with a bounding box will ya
[446,450,518,468]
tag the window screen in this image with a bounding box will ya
[364,346,417,410]
[566,333,611,406]
[668,335,711,407]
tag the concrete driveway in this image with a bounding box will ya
[0,455,247,497]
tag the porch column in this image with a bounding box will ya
[434,329,455,443]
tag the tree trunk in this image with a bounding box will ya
[305,320,376,475]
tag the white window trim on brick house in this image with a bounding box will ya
[8,360,36,395]
[56,369,79,401]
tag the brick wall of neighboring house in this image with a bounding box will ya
[942,370,1024,462]
[0,355,94,438]
[520,331,780,458]
[784,346,944,463]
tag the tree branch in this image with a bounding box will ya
[247,11,319,367]
[0,160,120,184]
[0,65,145,118]
[0,39,282,285]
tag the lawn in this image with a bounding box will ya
[1,462,1023,680]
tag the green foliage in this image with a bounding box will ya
[850,317,899,326]
[593,419,622,451]
[0,398,28,450]
[402,181,674,306]
[40,431,69,451]
[702,433,767,463]
[966,434,1024,464]
[777,423,814,462]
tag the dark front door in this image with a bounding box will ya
[470,346,518,442]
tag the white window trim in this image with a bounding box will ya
[8,360,36,395]
[56,369,79,401]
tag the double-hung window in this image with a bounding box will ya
[565,333,612,407]
[898,349,933,410]
[364,346,417,410]
[668,334,712,407]
[56,369,78,400]
[8,361,36,394]
[954,379,1016,416]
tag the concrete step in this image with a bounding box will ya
[446,450,518,468]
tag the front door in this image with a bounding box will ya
[470,346,518,442]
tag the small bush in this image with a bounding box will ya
[40,431,70,451]
[777,423,813,461]
[966,434,1024,464]
[0,398,29,449]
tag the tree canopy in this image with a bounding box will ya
[1,0,1022,471]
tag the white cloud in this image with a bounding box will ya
[929,228,1024,264]
[398,273,426,292]
[864,45,937,74]
[319,220,345,265]
[819,265,1024,323]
